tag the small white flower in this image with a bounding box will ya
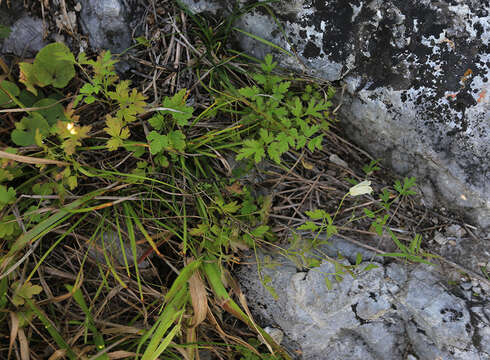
[349,180,373,197]
[66,122,77,135]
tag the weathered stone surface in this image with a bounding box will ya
[88,230,150,269]
[79,0,131,53]
[237,237,490,360]
[1,16,47,58]
[180,0,490,230]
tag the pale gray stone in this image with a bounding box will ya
[329,154,348,168]
[2,16,47,57]
[480,326,490,354]
[88,230,149,268]
[446,224,466,238]
[79,0,131,53]
[238,239,490,359]
[434,231,448,245]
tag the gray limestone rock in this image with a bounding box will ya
[79,0,131,54]
[88,230,150,269]
[238,237,490,359]
[2,16,47,58]
[180,0,490,230]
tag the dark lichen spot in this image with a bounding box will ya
[473,22,484,37]
[440,308,464,322]
[351,303,368,324]
[303,41,321,58]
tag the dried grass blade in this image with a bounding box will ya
[106,351,138,359]
[17,328,29,360]
[8,312,19,360]
[188,267,208,327]
[0,150,69,166]
[47,349,67,360]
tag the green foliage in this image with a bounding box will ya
[0,185,16,210]
[230,54,332,164]
[74,50,118,106]
[11,112,50,146]
[0,214,21,239]
[394,176,417,196]
[10,98,72,147]
[19,42,75,95]
[0,80,20,108]
[0,24,11,39]
[104,115,130,151]
[11,281,43,306]
[34,43,75,87]
[107,80,147,123]
[150,89,194,127]
[0,35,432,360]
[147,130,186,155]
[297,209,337,240]
[145,90,194,161]
[71,51,148,151]
[237,138,266,163]
[33,98,66,125]
[363,159,381,175]
[380,231,436,264]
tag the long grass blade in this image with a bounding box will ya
[25,298,77,360]
[165,258,201,303]
[65,285,109,359]
[123,203,144,301]
[232,27,292,56]
[137,286,188,360]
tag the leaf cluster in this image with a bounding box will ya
[233,55,332,164]
[146,89,193,162]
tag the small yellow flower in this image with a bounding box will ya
[349,180,373,196]
[66,122,77,135]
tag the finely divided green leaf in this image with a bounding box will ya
[236,139,265,163]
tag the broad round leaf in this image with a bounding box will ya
[18,89,44,107]
[33,98,66,126]
[0,80,20,108]
[11,113,50,146]
[33,43,75,88]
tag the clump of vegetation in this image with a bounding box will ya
[0,37,331,359]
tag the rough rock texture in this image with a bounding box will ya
[238,238,490,360]
[181,0,490,230]
[79,0,131,53]
[88,230,150,269]
[1,16,47,58]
